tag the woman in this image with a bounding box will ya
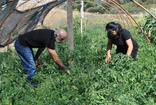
[105,22,139,63]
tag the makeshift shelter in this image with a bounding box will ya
[0,0,66,47]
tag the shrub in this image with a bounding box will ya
[86,7,104,14]
[137,11,156,45]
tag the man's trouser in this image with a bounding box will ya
[15,39,36,85]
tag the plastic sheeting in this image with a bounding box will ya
[0,0,66,47]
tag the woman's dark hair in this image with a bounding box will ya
[106,22,122,31]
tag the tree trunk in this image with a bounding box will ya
[67,0,74,51]
[67,0,74,67]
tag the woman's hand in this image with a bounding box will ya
[105,55,111,63]
[35,59,41,67]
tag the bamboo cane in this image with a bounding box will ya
[47,7,60,27]
[102,1,122,25]
[131,0,156,20]
[103,1,127,29]
[46,0,117,28]
[86,1,116,21]
[7,0,44,51]
[4,0,14,4]
[108,0,138,40]
[38,1,58,27]
[82,0,115,20]
[0,0,30,28]
[108,0,131,28]
[111,0,151,45]
[109,0,138,36]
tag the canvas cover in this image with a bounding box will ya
[0,0,66,47]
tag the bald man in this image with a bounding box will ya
[14,29,70,85]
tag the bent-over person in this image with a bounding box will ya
[105,22,139,63]
[14,29,70,85]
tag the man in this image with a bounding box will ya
[105,22,139,63]
[14,29,70,85]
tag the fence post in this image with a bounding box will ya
[80,0,84,34]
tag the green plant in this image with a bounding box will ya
[0,16,155,105]
[137,12,156,44]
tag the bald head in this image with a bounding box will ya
[58,29,67,37]
[54,29,67,43]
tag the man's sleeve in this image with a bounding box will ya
[48,41,55,50]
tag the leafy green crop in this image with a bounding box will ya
[0,15,155,105]
[137,12,156,45]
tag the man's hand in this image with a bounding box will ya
[34,48,45,67]
[35,59,41,67]
[105,55,111,63]
[48,48,66,69]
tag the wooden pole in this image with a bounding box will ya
[103,1,127,28]
[131,0,156,20]
[109,0,137,36]
[7,0,44,51]
[67,0,74,68]
[111,0,151,45]
[0,0,30,28]
[80,0,84,33]
[67,0,74,51]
